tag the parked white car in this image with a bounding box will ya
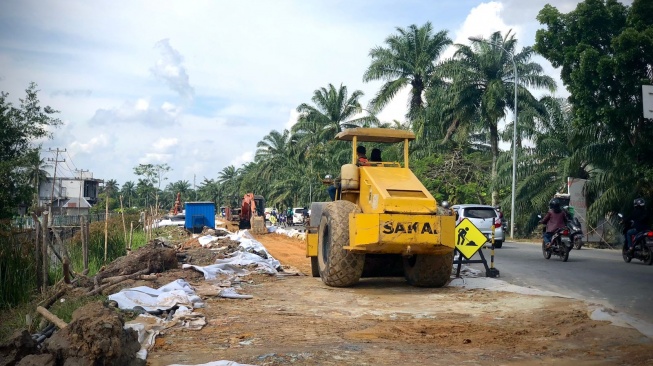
[451,204,505,248]
[293,207,306,226]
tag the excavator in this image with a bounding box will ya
[170,192,182,215]
[226,193,266,234]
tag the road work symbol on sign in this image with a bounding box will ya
[455,218,488,259]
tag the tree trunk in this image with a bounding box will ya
[490,120,499,207]
[409,81,424,119]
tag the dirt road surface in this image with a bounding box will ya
[146,233,653,366]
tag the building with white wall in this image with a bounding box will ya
[38,171,103,215]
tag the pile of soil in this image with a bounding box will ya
[1,302,144,366]
[96,240,178,282]
[0,330,38,366]
[43,301,143,366]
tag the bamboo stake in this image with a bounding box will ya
[104,193,109,262]
[32,213,42,290]
[129,221,133,250]
[36,306,67,329]
[42,211,49,293]
[120,194,126,244]
[82,216,88,275]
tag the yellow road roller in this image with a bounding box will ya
[306,128,455,287]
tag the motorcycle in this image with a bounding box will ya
[543,227,573,262]
[619,213,653,265]
[563,216,584,250]
[538,214,572,262]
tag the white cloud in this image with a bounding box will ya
[151,38,194,100]
[135,98,149,111]
[285,109,300,131]
[69,135,109,154]
[152,137,179,152]
[139,153,172,164]
[230,151,255,167]
[445,2,521,59]
[89,98,179,126]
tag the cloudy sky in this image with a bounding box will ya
[0,0,622,187]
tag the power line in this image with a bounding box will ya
[65,150,78,171]
[47,148,66,222]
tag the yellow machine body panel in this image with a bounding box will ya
[347,213,455,255]
[306,230,318,257]
[357,166,436,214]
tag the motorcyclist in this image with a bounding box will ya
[441,200,452,215]
[625,198,648,253]
[495,205,504,221]
[302,207,309,224]
[539,198,568,248]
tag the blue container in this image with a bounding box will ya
[184,202,216,233]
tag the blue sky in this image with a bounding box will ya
[0,0,623,187]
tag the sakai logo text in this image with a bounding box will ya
[382,222,438,234]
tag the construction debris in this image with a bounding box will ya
[35,307,67,330]
[95,240,178,283]
[0,330,38,366]
[2,226,286,365]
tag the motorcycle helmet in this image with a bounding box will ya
[549,198,561,213]
[441,200,450,209]
[634,198,645,207]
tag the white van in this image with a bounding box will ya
[293,207,306,225]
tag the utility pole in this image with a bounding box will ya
[47,148,66,224]
[76,169,89,216]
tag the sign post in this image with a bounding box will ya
[453,218,500,278]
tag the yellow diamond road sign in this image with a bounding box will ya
[455,218,488,259]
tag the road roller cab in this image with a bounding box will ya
[306,127,455,287]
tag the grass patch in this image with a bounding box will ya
[48,294,106,324]
[0,228,39,308]
[0,298,42,342]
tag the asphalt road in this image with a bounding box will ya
[465,241,653,324]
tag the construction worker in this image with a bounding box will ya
[356,146,369,166]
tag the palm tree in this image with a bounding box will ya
[197,178,222,205]
[363,22,452,119]
[218,165,241,204]
[120,181,137,208]
[497,97,587,234]
[440,30,556,205]
[256,129,295,181]
[136,179,155,207]
[103,179,119,197]
[294,83,371,143]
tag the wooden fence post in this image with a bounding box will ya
[129,221,133,250]
[32,213,42,290]
[120,195,126,244]
[42,211,49,293]
[104,194,109,262]
[82,216,88,274]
